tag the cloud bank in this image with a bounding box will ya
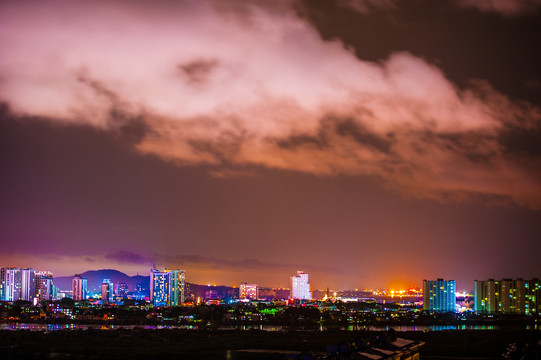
[104,250,337,273]
[456,0,541,15]
[1,0,540,208]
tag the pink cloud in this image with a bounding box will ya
[1,0,540,208]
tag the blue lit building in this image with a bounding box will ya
[150,268,185,307]
[423,279,456,313]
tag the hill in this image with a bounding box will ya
[54,269,149,292]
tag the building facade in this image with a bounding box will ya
[474,278,540,315]
[1,268,21,301]
[101,279,114,304]
[72,274,87,301]
[35,271,54,301]
[423,279,456,313]
[239,283,259,300]
[115,282,129,298]
[150,269,186,307]
[290,271,312,300]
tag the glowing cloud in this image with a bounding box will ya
[1,0,540,207]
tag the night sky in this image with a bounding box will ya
[1,0,540,291]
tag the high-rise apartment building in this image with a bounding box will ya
[21,268,36,301]
[290,271,312,300]
[150,269,185,307]
[0,268,4,300]
[1,268,21,301]
[35,271,54,301]
[423,279,456,313]
[72,274,87,301]
[474,278,540,315]
[239,283,259,300]
[102,279,114,304]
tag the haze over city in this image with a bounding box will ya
[1,0,540,292]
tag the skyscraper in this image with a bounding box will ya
[150,268,185,307]
[239,283,259,300]
[0,268,5,300]
[102,279,114,304]
[1,268,21,301]
[423,279,456,313]
[21,268,36,301]
[290,271,312,300]
[72,274,87,301]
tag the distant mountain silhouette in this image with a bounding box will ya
[53,269,239,299]
[54,269,149,292]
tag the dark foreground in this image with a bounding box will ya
[0,329,538,360]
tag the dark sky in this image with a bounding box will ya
[1,0,540,291]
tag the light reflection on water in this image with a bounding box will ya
[0,323,536,332]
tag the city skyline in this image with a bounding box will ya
[1,0,541,291]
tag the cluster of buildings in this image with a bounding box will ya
[423,278,541,315]
[0,267,55,303]
[239,271,312,301]
[2,266,540,316]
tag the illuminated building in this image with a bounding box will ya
[115,282,129,298]
[21,268,36,301]
[1,268,21,301]
[35,271,54,301]
[102,279,114,304]
[290,271,312,300]
[239,283,259,300]
[150,268,185,307]
[0,268,4,300]
[0,267,36,301]
[72,274,87,300]
[423,279,456,313]
[474,278,540,315]
[525,279,541,315]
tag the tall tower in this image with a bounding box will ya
[21,268,36,301]
[72,274,87,301]
[2,268,22,301]
[290,271,312,300]
[423,279,456,313]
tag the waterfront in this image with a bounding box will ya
[1,322,536,332]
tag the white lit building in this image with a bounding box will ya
[290,271,312,300]
[72,274,87,300]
